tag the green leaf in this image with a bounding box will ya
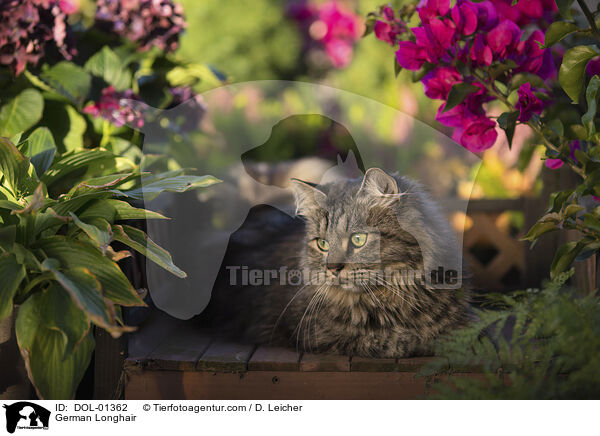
[120,174,221,201]
[84,46,132,91]
[497,111,519,148]
[510,73,551,92]
[522,221,558,242]
[582,75,600,137]
[0,136,36,197]
[0,224,16,250]
[107,199,168,220]
[544,21,579,47]
[39,61,92,105]
[554,0,575,20]
[550,241,581,278]
[24,127,57,176]
[0,254,26,321]
[112,224,186,278]
[69,213,112,252]
[36,236,144,306]
[63,105,87,151]
[48,266,133,337]
[394,57,402,78]
[0,89,44,137]
[16,284,94,399]
[443,83,480,112]
[559,45,600,102]
[583,213,600,233]
[42,149,115,185]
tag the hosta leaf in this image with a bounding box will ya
[0,89,44,137]
[51,191,112,216]
[120,175,220,201]
[0,253,26,321]
[48,265,133,337]
[78,199,117,222]
[84,46,132,91]
[16,284,94,399]
[42,149,116,185]
[69,213,112,252]
[0,137,37,197]
[67,172,138,198]
[112,224,186,278]
[23,127,57,176]
[36,236,144,306]
[63,105,87,151]
[107,199,168,220]
[39,61,92,105]
[559,45,600,102]
[544,21,578,47]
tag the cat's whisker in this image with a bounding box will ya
[270,281,313,344]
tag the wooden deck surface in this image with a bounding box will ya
[122,316,478,400]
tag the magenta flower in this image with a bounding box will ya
[492,0,557,26]
[487,20,521,59]
[451,1,478,36]
[413,18,456,63]
[396,41,428,70]
[545,141,581,169]
[470,33,492,66]
[83,86,144,128]
[460,117,498,152]
[587,57,600,77]
[422,66,462,100]
[417,0,451,22]
[373,7,405,46]
[474,1,498,31]
[515,83,543,122]
[516,30,556,79]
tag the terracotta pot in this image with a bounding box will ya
[0,308,30,400]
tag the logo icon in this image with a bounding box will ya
[2,402,50,434]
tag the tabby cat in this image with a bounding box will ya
[205,167,471,357]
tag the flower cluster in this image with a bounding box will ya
[0,0,76,75]
[83,86,145,128]
[95,0,186,52]
[373,0,557,152]
[288,1,362,68]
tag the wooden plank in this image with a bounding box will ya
[395,357,436,372]
[248,346,301,371]
[145,330,211,371]
[93,328,125,400]
[351,357,397,372]
[125,370,432,400]
[300,353,350,372]
[196,341,255,372]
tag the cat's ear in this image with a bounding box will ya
[291,178,327,215]
[359,168,398,196]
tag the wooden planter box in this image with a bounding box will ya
[123,328,479,400]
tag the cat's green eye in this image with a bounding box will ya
[350,233,368,248]
[316,238,329,252]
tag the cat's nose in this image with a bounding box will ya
[326,263,344,276]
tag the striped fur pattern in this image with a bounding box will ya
[206,168,471,357]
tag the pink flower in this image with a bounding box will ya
[474,1,498,31]
[373,7,405,46]
[417,0,451,22]
[422,66,462,99]
[470,33,492,66]
[59,0,79,14]
[324,39,354,68]
[545,141,581,169]
[587,57,600,77]
[517,30,556,79]
[396,41,428,70]
[487,20,521,59]
[515,83,543,122]
[451,0,478,36]
[413,18,456,63]
[460,117,498,152]
[83,86,144,128]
